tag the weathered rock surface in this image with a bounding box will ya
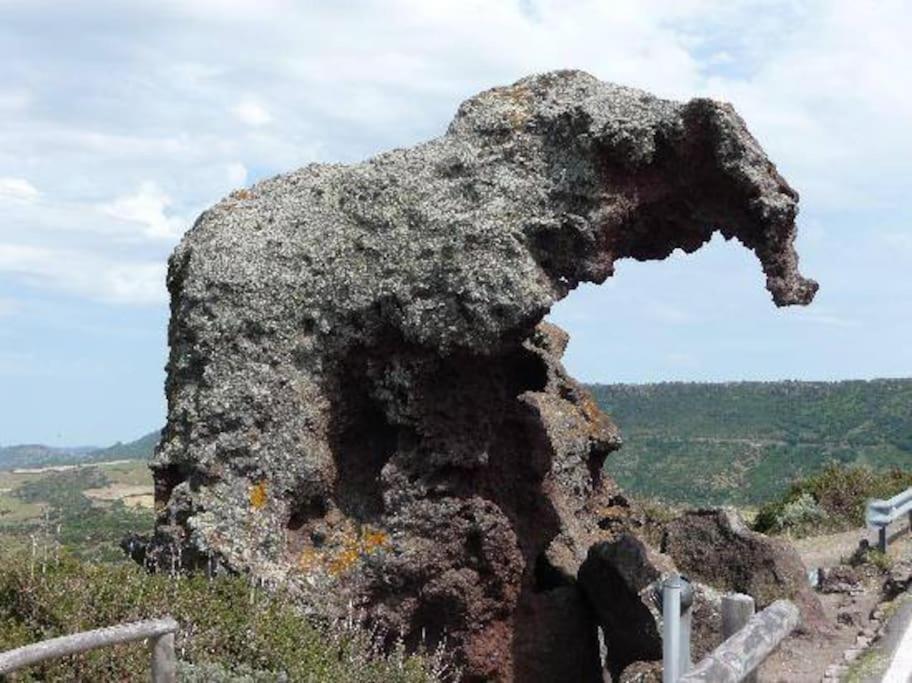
[578,534,672,677]
[661,508,826,633]
[149,70,816,680]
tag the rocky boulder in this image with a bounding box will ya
[578,534,672,677]
[661,508,825,633]
[148,70,816,680]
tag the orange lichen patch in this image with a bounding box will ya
[322,526,391,577]
[599,505,628,520]
[292,523,391,578]
[297,547,320,573]
[361,528,390,552]
[579,392,618,440]
[328,545,362,576]
[484,83,532,129]
[249,480,268,510]
[230,188,255,200]
[579,393,603,423]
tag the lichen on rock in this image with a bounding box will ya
[147,70,816,680]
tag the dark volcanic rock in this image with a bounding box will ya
[150,70,816,680]
[578,534,673,677]
[661,508,826,633]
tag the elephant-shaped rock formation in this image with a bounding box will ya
[149,70,816,681]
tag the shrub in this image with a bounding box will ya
[754,463,912,537]
[0,549,456,682]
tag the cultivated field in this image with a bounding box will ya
[0,460,154,561]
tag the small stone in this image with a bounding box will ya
[838,610,862,627]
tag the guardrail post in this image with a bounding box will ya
[679,592,692,676]
[150,631,176,683]
[878,525,887,553]
[661,573,694,683]
[722,593,756,683]
[662,576,681,683]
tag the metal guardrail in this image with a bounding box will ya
[658,575,799,683]
[866,487,912,552]
[0,617,178,681]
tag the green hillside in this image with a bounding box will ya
[587,379,912,506]
[81,430,160,464]
[0,430,159,471]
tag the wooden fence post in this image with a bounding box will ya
[150,632,176,683]
[722,593,756,683]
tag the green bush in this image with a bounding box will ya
[0,550,455,682]
[753,463,912,536]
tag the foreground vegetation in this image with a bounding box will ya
[589,379,912,505]
[0,549,451,682]
[752,463,912,537]
[0,461,454,681]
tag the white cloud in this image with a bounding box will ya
[0,0,910,321]
[664,352,699,368]
[99,182,186,240]
[883,233,912,252]
[0,243,166,305]
[0,177,39,203]
[226,162,248,186]
[233,100,272,126]
[0,89,31,112]
[646,302,695,326]
[0,297,20,318]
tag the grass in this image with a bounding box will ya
[0,548,456,682]
[0,492,46,525]
[0,461,456,681]
[845,649,887,683]
[101,460,152,487]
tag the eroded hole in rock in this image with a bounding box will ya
[286,496,328,532]
[328,363,399,522]
[152,462,184,509]
[534,553,572,592]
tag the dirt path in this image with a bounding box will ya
[756,526,912,682]
[791,527,874,570]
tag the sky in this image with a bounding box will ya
[0,0,910,446]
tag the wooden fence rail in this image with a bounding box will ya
[659,575,799,683]
[0,617,178,681]
[679,600,799,683]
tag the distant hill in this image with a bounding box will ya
[586,379,912,506]
[0,430,159,471]
[81,431,160,464]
